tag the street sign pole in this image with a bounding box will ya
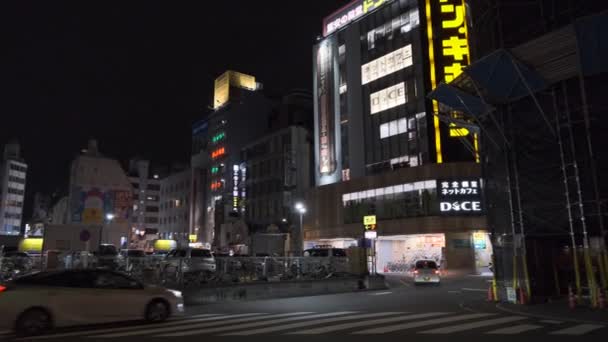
[363,215,377,275]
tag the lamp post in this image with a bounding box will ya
[294,202,306,256]
[101,213,114,246]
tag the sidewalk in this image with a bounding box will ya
[496,300,608,324]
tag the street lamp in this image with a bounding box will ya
[294,202,306,255]
[106,213,115,222]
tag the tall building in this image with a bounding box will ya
[242,125,313,231]
[159,167,191,241]
[0,142,27,236]
[307,0,489,272]
[128,159,161,233]
[197,70,274,247]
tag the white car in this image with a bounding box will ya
[163,248,216,274]
[412,260,441,285]
[0,269,184,336]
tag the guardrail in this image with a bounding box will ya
[0,254,354,288]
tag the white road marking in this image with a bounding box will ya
[92,312,310,338]
[420,316,526,334]
[288,312,450,335]
[159,312,356,337]
[461,288,488,292]
[19,314,229,340]
[353,313,495,334]
[486,324,543,334]
[221,312,403,336]
[400,279,411,287]
[550,324,605,335]
[370,292,392,296]
[539,320,563,324]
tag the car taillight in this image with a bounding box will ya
[413,270,419,274]
[0,285,7,293]
[435,270,440,275]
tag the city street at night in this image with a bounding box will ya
[2,273,606,341]
[2,0,608,341]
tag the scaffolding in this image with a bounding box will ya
[428,1,608,305]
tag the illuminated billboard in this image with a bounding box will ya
[213,71,257,109]
[370,82,407,115]
[323,0,388,36]
[437,179,483,215]
[315,40,337,175]
[361,44,413,85]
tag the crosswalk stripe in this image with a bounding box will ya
[550,324,605,335]
[221,312,404,336]
[19,314,230,340]
[353,313,495,334]
[420,316,526,334]
[160,312,357,337]
[486,324,543,334]
[288,312,450,335]
[92,312,309,338]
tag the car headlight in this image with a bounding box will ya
[168,289,183,298]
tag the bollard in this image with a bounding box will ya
[568,285,577,310]
[598,288,606,310]
[518,287,527,305]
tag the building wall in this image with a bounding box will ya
[129,160,160,232]
[304,162,485,240]
[159,169,191,239]
[0,159,27,235]
[242,126,312,229]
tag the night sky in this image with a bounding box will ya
[1,1,348,217]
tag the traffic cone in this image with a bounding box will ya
[599,288,606,310]
[487,284,495,302]
[568,285,577,310]
[518,287,527,305]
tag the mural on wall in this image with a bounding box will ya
[71,187,132,224]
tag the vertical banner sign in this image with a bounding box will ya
[316,40,337,175]
[426,0,471,163]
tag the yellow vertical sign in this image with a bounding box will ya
[426,0,476,163]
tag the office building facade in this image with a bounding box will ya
[0,142,27,236]
[308,0,489,272]
[128,159,161,233]
[159,168,191,241]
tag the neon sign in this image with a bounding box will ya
[212,132,225,144]
[323,0,387,36]
[210,181,222,191]
[211,147,225,159]
[426,0,471,163]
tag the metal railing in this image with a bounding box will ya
[1,254,354,288]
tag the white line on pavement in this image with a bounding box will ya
[486,324,543,334]
[550,324,605,335]
[221,312,403,336]
[159,312,357,337]
[370,292,392,296]
[18,314,241,340]
[92,312,310,338]
[288,312,450,335]
[353,313,495,334]
[539,320,563,324]
[419,316,527,334]
[461,288,488,292]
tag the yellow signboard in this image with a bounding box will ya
[363,215,377,226]
[189,234,198,243]
[213,70,257,109]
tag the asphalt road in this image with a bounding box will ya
[3,273,606,341]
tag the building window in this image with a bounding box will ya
[146,206,159,213]
[147,184,160,191]
[9,164,27,172]
[145,217,159,224]
[7,188,24,196]
[8,176,26,184]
